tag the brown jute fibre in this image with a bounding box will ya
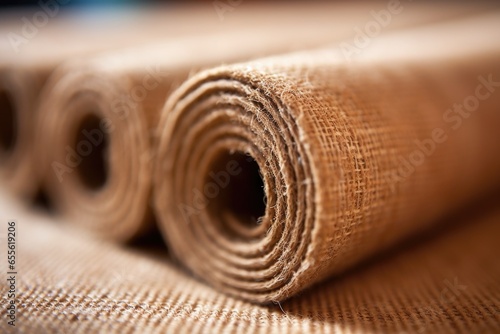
[154,13,500,303]
[34,1,471,241]
[2,190,499,333]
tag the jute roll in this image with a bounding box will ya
[35,0,471,241]
[154,13,500,303]
[33,28,359,241]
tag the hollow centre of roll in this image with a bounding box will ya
[206,151,266,231]
[0,89,17,155]
[72,114,109,190]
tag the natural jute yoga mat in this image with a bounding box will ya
[35,2,473,241]
[153,13,500,303]
[3,189,500,333]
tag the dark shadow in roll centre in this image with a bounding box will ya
[0,89,17,156]
[72,113,109,190]
[206,151,266,233]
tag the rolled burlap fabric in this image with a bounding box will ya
[34,26,377,241]
[153,13,500,303]
[35,0,474,241]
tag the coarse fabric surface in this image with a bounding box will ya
[154,13,500,302]
[1,191,499,333]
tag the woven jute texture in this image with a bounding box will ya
[1,190,499,333]
[154,13,500,303]
[33,2,477,241]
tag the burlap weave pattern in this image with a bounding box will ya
[3,191,499,333]
[153,14,500,303]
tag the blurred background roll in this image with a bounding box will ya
[34,1,477,241]
[0,5,227,199]
[154,13,500,303]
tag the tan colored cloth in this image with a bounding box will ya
[34,2,483,241]
[1,190,499,333]
[154,13,500,302]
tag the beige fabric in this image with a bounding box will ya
[1,190,499,333]
[33,2,481,241]
[154,13,500,302]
